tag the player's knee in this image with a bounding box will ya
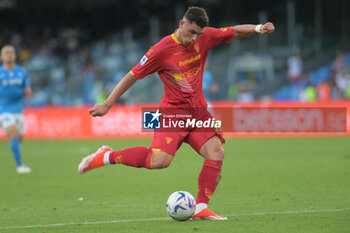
[201,137,225,160]
[151,151,173,169]
[206,144,224,160]
[212,144,225,161]
[6,125,19,138]
[152,160,171,169]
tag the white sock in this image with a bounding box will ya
[103,151,111,165]
[195,203,208,214]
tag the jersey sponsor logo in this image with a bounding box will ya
[194,43,200,53]
[182,66,201,80]
[172,66,202,81]
[140,55,148,66]
[143,110,161,129]
[179,54,201,67]
[1,78,22,86]
[173,51,182,56]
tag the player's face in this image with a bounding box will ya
[1,46,16,64]
[179,20,205,46]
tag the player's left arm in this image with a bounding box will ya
[23,70,32,96]
[232,22,275,38]
[23,86,32,96]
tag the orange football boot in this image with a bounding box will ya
[78,145,112,174]
[191,208,228,220]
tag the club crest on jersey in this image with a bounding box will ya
[194,43,200,53]
[140,55,148,66]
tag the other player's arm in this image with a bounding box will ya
[232,22,275,38]
[89,72,137,117]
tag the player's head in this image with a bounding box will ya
[1,45,16,65]
[178,6,209,46]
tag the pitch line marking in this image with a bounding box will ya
[0,208,349,230]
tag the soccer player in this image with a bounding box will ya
[0,45,32,173]
[79,7,274,220]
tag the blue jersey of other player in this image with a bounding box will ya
[0,65,30,114]
[203,70,213,102]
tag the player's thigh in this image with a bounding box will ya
[150,131,188,156]
[0,113,19,138]
[149,131,188,168]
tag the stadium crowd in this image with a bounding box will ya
[1,0,349,107]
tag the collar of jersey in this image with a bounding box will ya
[171,33,184,45]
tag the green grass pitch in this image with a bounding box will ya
[0,137,349,233]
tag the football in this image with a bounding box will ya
[166,191,196,221]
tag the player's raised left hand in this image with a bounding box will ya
[89,104,109,117]
[260,22,275,34]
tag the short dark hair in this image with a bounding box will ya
[184,6,209,28]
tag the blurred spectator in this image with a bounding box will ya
[332,51,347,73]
[345,85,350,98]
[316,81,331,101]
[1,1,349,106]
[287,52,303,83]
[335,69,350,98]
[299,79,317,102]
[329,51,350,98]
[227,83,238,100]
[236,82,254,102]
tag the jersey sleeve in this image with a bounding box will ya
[23,69,31,87]
[204,27,234,49]
[130,47,161,80]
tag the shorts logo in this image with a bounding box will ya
[143,110,161,129]
[166,136,173,144]
[140,55,148,66]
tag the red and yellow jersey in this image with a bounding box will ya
[130,27,234,108]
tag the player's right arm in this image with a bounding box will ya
[232,22,274,38]
[89,45,161,117]
[89,72,137,117]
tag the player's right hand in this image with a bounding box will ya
[89,104,109,117]
[260,22,275,34]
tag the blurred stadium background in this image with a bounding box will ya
[0,0,349,138]
[1,1,350,232]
